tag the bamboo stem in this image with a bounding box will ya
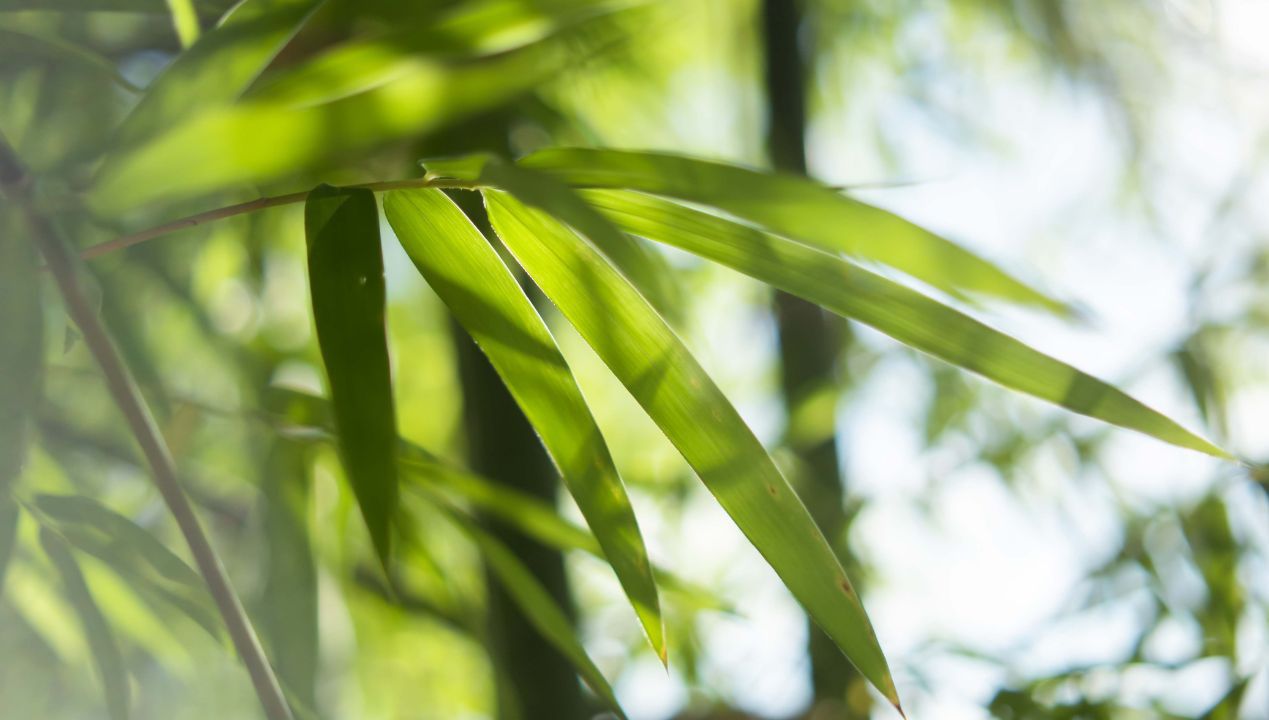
[2,138,295,720]
[80,177,480,261]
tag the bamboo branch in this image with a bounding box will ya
[1,137,295,720]
[80,177,480,261]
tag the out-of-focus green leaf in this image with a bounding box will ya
[39,527,131,720]
[259,439,317,713]
[0,0,165,9]
[249,0,620,105]
[304,185,399,568]
[521,148,1071,315]
[585,189,1232,459]
[422,156,681,319]
[1,206,42,592]
[89,21,615,213]
[267,385,730,613]
[165,0,201,48]
[447,510,625,718]
[400,454,735,615]
[383,187,664,661]
[105,0,325,150]
[32,494,222,639]
[0,27,140,91]
[484,190,902,710]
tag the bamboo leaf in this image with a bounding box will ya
[585,189,1232,459]
[447,510,626,719]
[89,20,619,213]
[40,527,131,720]
[33,494,223,639]
[400,454,735,615]
[1,205,42,593]
[521,148,1071,315]
[421,155,682,319]
[304,185,399,568]
[165,0,201,48]
[484,190,903,711]
[383,187,664,661]
[259,439,317,712]
[106,0,326,150]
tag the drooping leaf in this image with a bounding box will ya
[40,527,131,720]
[446,509,625,719]
[484,190,902,710]
[33,494,222,639]
[421,155,682,319]
[521,147,1071,315]
[383,187,664,661]
[304,185,399,568]
[107,0,326,150]
[584,189,1231,459]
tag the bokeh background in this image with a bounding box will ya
[1,1,1266,718]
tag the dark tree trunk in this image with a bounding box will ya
[759,2,869,717]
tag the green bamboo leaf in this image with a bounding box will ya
[164,0,201,47]
[400,454,735,615]
[305,185,399,568]
[89,20,617,213]
[1,207,42,593]
[259,439,317,712]
[104,0,325,152]
[584,189,1232,459]
[39,527,131,720]
[265,386,730,614]
[447,510,625,719]
[383,187,664,661]
[520,148,1071,315]
[484,190,903,711]
[423,156,682,320]
[0,27,141,91]
[33,494,222,638]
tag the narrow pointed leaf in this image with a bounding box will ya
[585,189,1231,459]
[485,191,902,710]
[305,185,399,567]
[423,156,682,319]
[383,187,664,661]
[33,494,222,638]
[40,528,131,720]
[400,455,735,615]
[521,148,1070,315]
[447,511,625,718]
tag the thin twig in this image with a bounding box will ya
[1,138,295,720]
[80,177,480,261]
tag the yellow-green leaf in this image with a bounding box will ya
[383,187,664,661]
[40,527,131,720]
[484,190,902,711]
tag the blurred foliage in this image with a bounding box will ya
[0,1,1266,720]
